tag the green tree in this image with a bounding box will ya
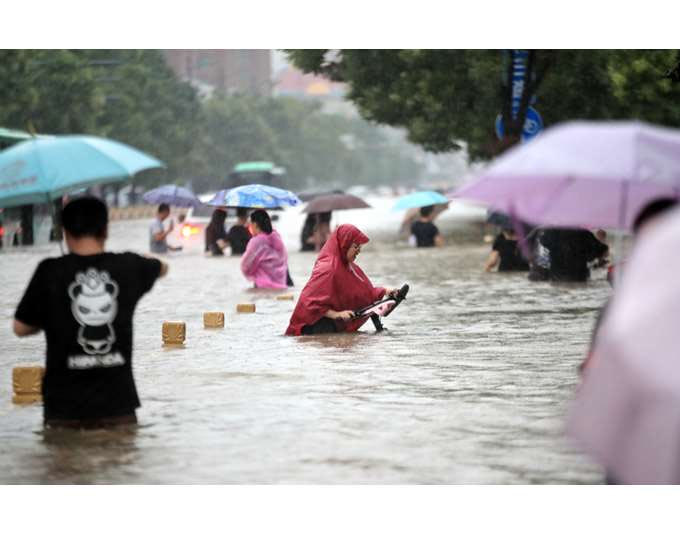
[0,49,428,195]
[82,50,203,187]
[0,50,204,189]
[0,49,102,134]
[192,93,425,192]
[285,49,680,160]
[193,94,281,191]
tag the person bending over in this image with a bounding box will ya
[540,228,608,282]
[484,228,529,272]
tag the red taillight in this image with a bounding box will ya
[181,224,200,238]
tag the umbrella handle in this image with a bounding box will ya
[46,193,64,255]
[508,204,531,260]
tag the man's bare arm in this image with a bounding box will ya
[13,319,40,337]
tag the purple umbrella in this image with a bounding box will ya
[142,184,201,208]
[567,207,680,484]
[452,120,680,231]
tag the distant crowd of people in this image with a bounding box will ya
[149,203,293,290]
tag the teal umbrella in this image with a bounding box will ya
[0,127,33,144]
[0,135,164,208]
[392,190,449,211]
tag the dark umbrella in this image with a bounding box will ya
[296,189,344,202]
[303,193,371,214]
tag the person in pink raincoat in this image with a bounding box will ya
[240,209,289,289]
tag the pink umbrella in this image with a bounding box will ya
[567,207,680,484]
[452,121,680,230]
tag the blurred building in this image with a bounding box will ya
[273,66,346,99]
[273,64,355,116]
[163,50,272,97]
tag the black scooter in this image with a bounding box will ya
[353,284,410,332]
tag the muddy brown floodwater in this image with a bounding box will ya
[0,197,607,483]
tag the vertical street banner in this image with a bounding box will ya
[495,50,543,143]
[510,50,529,120]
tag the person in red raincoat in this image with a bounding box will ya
[286,224,398,335]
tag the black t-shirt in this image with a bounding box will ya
[227,224,251,256]
[205,222,228,256]
[540,229,608,282]
[14,252,162,420]
[410,220,439,247]
[492,233,529,271]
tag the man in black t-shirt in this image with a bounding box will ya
[226,207,251,256]
[13,197,167,429]
[484,229,530,272]
[410,205,444,247]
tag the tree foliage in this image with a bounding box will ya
[0,49,101,134]
[193,94,422,192]
[285,49,680,160]
[0,49,425,195]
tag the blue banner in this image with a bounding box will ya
[510,50,529,120]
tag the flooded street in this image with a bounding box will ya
[0,197,607,483]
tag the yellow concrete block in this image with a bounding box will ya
[12,366,44,395]
[203,312,225,328]
[13,394,42,405]
[162,321,186,345]
[236,303,256,313]
[276,294,294,301]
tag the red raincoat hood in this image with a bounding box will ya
[285,224,385,335]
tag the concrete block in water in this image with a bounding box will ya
[203,312,225,328]
[162,321,186,345]
[236,303,256,313]
[12,366,44,404]
[13,394,43,404]
[276,294,294,301]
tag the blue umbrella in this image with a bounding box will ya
[206,184,301,209]
[0,135,164,208]
[142,184,201,208]
[392,190,449,211]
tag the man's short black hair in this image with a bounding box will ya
[632,198,678,234]
[420,205,434,217]
[158,203,170,214]
[62,196,108,239]
[236,207,249,219]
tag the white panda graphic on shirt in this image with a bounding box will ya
[68,268,119,355]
